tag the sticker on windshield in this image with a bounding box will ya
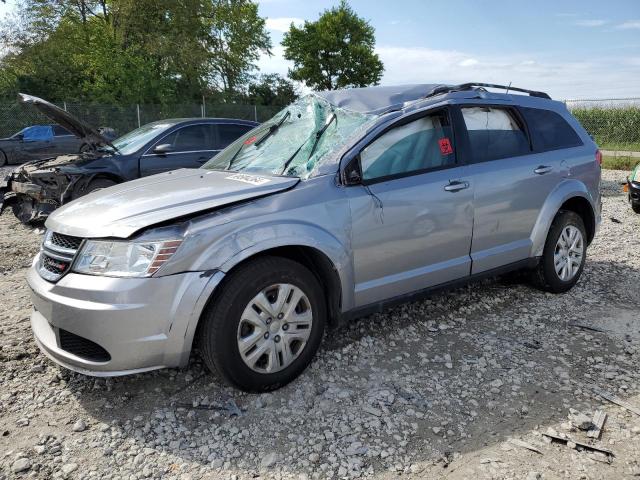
[226,173,271,186]
[244,136,257,145]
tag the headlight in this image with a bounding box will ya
[73,239,182,277]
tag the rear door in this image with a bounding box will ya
[20,126,55,161]
[139,123,215,176]
[457,104,566,274]
[51,125,81,154]
[346,107,474,306]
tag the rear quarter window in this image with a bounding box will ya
[520,107,583,152]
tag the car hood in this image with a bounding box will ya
[18,93,112,148]
[46,169,300,238]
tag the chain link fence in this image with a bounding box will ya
[1,98,639,155]
[0,101,283,138]
[565,98,640,153]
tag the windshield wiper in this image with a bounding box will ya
[254,110,290,147]
[280,113,337,176]
[227,110,290,171]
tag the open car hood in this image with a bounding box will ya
[19,93,112,148]
[45,169,299,238]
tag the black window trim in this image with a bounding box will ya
[344,106,460,186]
[456,103,534,164]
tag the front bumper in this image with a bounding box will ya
[27,260,224,376]
[628,179,640,203]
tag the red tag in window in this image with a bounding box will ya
[243,136,257,145]
[439,138,453,155]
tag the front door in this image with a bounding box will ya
[139,124,215,176]
[346,109,474,307]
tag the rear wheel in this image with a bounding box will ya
[0,150,7,167]
[632,201,640,214]
[199,256,326,392]
[532,210,586,293]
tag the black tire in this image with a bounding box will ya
[199,256,326,392]
[79,144,91,153]
[632,201,640,214]
[0,150,7,167]
[531,210,587,293]
[85,178,117,195]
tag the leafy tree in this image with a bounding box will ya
[248,74,298,106]
[0,0,272,103]
[281,1,383,90]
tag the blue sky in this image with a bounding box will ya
[1,0,638,99]
[257,0,640,99]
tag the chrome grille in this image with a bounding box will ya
[50,232,83,251]
[37,230,83,282]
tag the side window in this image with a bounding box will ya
[159,125,210,152]
[215,123,253,149]
[22,125,53,141]
[520,107,583,151]
[462,107,530,163]
[52,125,71,136]
[360,111,456,181]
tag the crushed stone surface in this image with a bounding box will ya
[1,169,639,479]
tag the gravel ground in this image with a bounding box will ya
[1,169,639,480]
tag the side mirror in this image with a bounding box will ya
[344,156,363,185]
[15,133,24,142]
[153,144,174,155]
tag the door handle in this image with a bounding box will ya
[534,165,553,175]
[444,180,469,192]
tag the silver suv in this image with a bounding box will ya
[27,83,601,391]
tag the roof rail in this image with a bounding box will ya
[425,83,551,100]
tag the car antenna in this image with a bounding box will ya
[505,81,512,95]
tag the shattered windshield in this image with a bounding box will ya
[110,121,177,155]
[202,94,374,178]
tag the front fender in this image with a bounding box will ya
[184,220,355,312]
[530,179,597,257]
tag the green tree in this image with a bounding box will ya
[248,74,298,106]
[0,0,272,103]
[281,1,383,90]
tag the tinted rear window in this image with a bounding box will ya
[462,107,530,163]
[520,107,583,151]
[52,125,72,136]
[216,123,253,149]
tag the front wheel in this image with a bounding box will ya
[632,201,640,214]
[199,256,326,392]
[532,210,587,293]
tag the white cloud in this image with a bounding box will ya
[265,17,303,33]
[257,45,291,76]
[616,20,640,30]
[257,44,640,99]
[458,58,479,67]
[374,46,640,99]
[574,19,607,27]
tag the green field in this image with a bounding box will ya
[599,141,640,152]
[602,155,637,171]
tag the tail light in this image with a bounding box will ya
[595,149,602,167]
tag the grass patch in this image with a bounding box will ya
[599,141,640,152]
[602,155,637,171]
